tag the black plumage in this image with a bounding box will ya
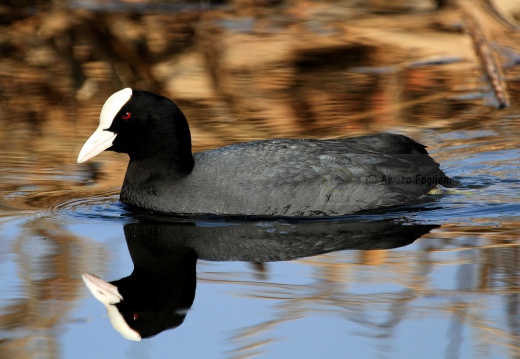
[78,89,455,216]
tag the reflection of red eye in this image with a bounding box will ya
[133,312,138,321]
[122,112,132,120]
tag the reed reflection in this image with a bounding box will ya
[83,217,436,340]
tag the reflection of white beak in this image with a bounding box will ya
[82,273,141,342]
[82,273,122,304]
[77,128,117,164]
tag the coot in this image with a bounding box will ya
[77,88,454,216]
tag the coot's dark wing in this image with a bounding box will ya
[179,134,452,216]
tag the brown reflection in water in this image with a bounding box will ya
[1,1,519,143]
[0,219,108,358]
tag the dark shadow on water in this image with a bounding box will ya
[83,216,437,340]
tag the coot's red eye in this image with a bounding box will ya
[122,112,132,120]
[133,312,138,321]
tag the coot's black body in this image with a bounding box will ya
[78,89,454,216]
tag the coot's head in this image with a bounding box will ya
[77,89,193,170]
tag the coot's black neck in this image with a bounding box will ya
[127,154,193,180]
[120,155,193,209]
[126,139,194,182]
[161,106,195,175]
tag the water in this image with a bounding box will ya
[1,1,520,358]
[2,106,520,359]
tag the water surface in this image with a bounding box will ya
[1,1,520,358]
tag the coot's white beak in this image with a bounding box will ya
[77,88,132,163]
[77,127,117,163]
[82,273,142,342]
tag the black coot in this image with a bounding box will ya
[77,88,455,216]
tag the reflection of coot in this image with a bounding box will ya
[83,218,437,340]
[77,88,454,216]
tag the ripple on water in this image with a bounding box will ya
[55,196,127,222]
[0,187,128,223]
